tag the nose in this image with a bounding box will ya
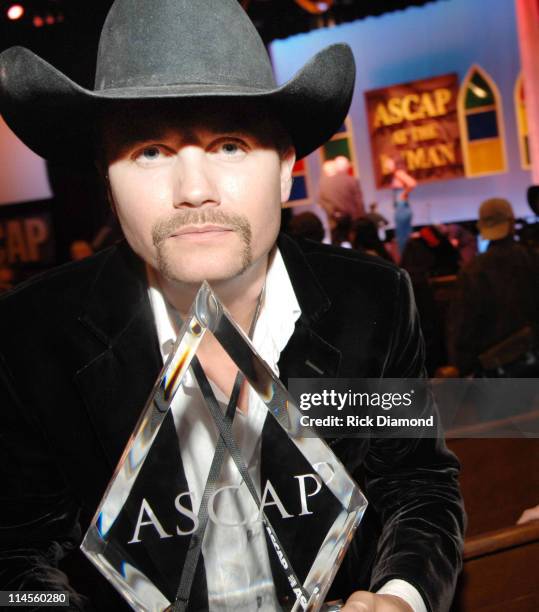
[172,147,220,209]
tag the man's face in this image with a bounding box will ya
[103,101,294,284]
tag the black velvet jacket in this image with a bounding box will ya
[0,234,464,611]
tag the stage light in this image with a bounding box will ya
[45,13,54,25]
[294,0,334,15]
[469,82,488,99]
[7,4,25,21]
[32,15,43,27]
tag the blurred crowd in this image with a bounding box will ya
[286,162,539,379]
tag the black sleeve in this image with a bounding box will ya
[365,270,465,612]
[0,352,88,610]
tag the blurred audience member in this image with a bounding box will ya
[366,201,389,242]
[519,184,539,250]
[447,223,477,266]
[351,218,391,261]
[318,155,365,246]
[449,198,539,376]
[365,202,388,230]
[0,266,15,293]
[517,503,539,525]
[401,225,460,282]
[400,225,458,376]
[287,212,325,243]
[69,240,94,261]
[527,184,539,215]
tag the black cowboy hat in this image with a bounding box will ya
[0,0,355,162]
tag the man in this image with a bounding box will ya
[0,1,463,610]
[449,197,539,376]
[365,202,389,231]
[318,156,365,245]
[286,212,326,242]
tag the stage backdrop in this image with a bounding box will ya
[271,0,531,226]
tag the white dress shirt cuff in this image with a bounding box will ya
[376,579,428,612]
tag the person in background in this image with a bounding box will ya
[518,184,539,251]
[401,225,460,280]
[446,223,477,267]
[527,184,539,216]
[449,198,539,376]
[384,159,417,259]
[518,503,539,525]
[286,211,325,242]
[318,155,365,246]
[400,225,460,375]
[366,202,388,229]
[366,201,389,242]
[351,218,391,261]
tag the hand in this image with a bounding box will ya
[517,503,539,525]
[342,592,414,611]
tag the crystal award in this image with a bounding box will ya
[81,282,367,611]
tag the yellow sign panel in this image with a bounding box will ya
[365,73,464,188]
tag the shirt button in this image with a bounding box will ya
[257,595,263,608]
[246,529,253,541]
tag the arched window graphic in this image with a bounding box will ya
[514,72,531,170]
[286,158,312,206]
[319,116,359,176]
[458,65,507,177]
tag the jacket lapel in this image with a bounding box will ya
[73,243,162,471]
[276,234,341,382]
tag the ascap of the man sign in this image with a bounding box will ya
[365,73,464,188]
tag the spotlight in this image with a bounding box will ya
[294,0,334,15]
[45,13,54,25]
[7,4,25,20]
[32,15,43,27]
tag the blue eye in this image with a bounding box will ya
[222,143,239,154]
[142,146,161,160]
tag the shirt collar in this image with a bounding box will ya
[146,247,301,370]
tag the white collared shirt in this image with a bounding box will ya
[146,248,426,612]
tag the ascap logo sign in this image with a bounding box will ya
[0,203,54,266]
[365,73,464,187]
[126,473,326,543]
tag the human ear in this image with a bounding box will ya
[280,147,296,205]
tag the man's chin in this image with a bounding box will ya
[157,243,251,284]
[158,260,248,286]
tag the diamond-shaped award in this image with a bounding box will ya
[81,282,367,611]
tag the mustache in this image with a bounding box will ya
[151,209,252,246]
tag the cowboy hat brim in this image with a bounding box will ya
[0,43,355,161]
